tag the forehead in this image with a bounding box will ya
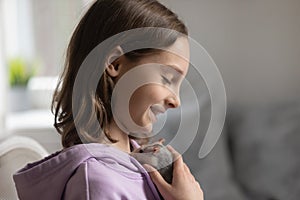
[160,37,189,74]
[131,37,190,76]
[166,37,190,62]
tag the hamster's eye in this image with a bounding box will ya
[139,149,144,153]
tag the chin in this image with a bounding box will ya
[128,122,153,139]
[127,112,154,137]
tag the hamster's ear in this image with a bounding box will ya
[105,46,124,77]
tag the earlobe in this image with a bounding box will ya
[105,46,124,78]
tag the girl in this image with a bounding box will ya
[13,0,203,199]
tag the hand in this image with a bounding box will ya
[144,145,204,200]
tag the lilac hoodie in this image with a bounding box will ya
[13,143,161,200]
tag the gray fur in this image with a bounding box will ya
[131,142,173,184]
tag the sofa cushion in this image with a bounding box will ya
[154,102,248,200]
[227,102,300,200]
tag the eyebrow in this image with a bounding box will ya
[167,64,184,75]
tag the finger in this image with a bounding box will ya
[143,164,170,191]
[167,145,184,172]
[183,163,197,182]
[167,147,193,181]
[158,138,165,144]
[143,163,156,172]
[183,163,191,174]
[166,145,181,162]
[196,181,202,190]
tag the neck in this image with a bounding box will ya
[101,120,131,153]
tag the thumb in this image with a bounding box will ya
[143,164,170,191]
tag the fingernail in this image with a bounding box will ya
[143,164,155,172]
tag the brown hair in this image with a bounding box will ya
[52,0,188,148]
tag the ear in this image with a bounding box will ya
[105,46,124,77]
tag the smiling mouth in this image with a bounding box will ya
[149,105,166,123]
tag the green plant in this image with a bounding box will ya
[8,58,37,87]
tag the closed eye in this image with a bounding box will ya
[161,76,171,85]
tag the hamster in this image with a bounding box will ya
[130,139,173,184]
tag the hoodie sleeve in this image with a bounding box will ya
[63,153,160,200]
[63,162,89,200]
[63,159,121,200]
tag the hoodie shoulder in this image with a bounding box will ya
[13,144,95,200]
[64,157,159,200]
[64,158,121,200]
[63,160,89,200]
[14,143,160,200]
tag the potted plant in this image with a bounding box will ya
[8,57,37,112]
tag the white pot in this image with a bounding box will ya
[8,86,30,112]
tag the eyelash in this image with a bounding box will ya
[162,76,171,85]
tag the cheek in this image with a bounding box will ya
[129,85,166,119]
[130,85,165,106]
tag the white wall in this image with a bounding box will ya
[31,0,84,75]
[1,0,34,59]
[0,1,7,133]
[160,0,300,106]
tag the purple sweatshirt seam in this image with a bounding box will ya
[13,143,162,200]
[129,157,162,200]
[94,159,145,180]
[85,161,90,200]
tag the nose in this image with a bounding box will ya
[165,94,181,109]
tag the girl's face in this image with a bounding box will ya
[112,37,190,137]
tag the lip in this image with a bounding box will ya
[149,110,157,123]
[149,104,166,122]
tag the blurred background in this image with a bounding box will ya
[161,0,300,105]
[0,0,299,200]
[0,0,88,152]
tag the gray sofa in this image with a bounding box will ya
[183,101,300,200]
